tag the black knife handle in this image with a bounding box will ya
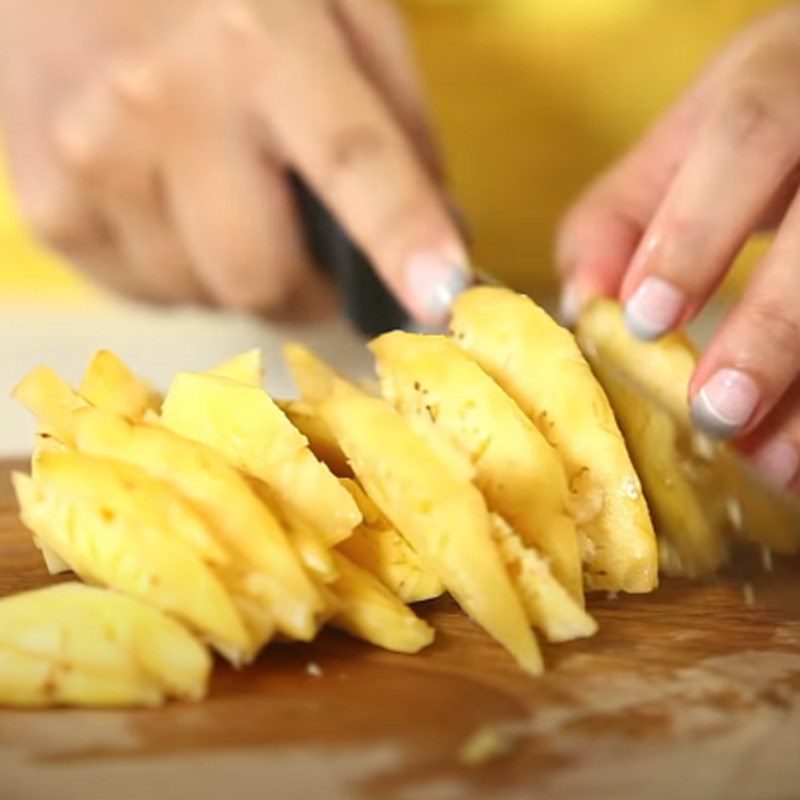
[290,174,410,337]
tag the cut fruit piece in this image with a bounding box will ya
[338,479,444,603]
[71,407,326,641]
[13,454,250,663]
[576,299,727,576]
[208,349,264,386]
[489,514,597,642]
[371,332,584,603]
[79,350,161,421]
[278,399,352,477]
[160,372,360,546]
[13,366,86,445]
[316,380,543,674]
[0,583,210,707]
[328,551,435,654]
[451,287,658,594]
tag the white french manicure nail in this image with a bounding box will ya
[405,249,471,324]
[624,276,684,341]
[690,368,761,439]
[559,282,583,328]
[752,438,800,489]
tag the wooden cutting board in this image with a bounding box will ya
[2,459,800,800]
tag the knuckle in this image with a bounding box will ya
[714,86,797,163]
[317,123,387,191]
[745,294,800,355]
[52,117,104,178]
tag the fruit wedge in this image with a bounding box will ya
[278,399,352,477]
[371,332,584,603]
[451,287,658,593]
[209,349,264,386]
[160,372,361,545]
[339,479,444,603]
[315,378,543,674]
[0,583,211,708]
[13,452,250,662]
[79,350,161,421]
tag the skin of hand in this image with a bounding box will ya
[558,4,800,490]
[0,0,469,324]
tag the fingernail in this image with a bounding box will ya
[405,249,471,324]
[624,277,684,341]
[559,282,585,327]
[751,438,800,489]
[690,368,761,439]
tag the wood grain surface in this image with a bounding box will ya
[2,459,800,800]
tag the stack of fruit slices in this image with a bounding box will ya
[3,287,714,708]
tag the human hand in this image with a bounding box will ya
[558,5,800,488]
[0,0,467,323]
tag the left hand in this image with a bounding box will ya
[557,4,800,490]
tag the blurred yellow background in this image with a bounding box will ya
[0,0,780,304]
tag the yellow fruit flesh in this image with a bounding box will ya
[79,350,161,421]
[278,399,353,477]
[371,332,584,603]
[318,385,543,674]
[451,287,658,594]
[208,349,264,386]
[160,372,360,546]
[0,584,210,707]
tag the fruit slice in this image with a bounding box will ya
[451,287,658,593]
[13,365,86,445]
[576,299,727,576]
[0,583,210,708]
[209,349,264,386]
[160,372,360,545]
[72,407,327,640]
[328,551,434,654]
[338,479,444,603]
[79,350,161,421]
[371,332,584,603]
[315,378,543,674]
[489,514,597,642]
[13,453,250,662]
[278,399,352,477]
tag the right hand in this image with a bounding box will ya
[0,0,468,323]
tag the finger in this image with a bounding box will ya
[738,380,800,490]
[555,81,707,325]
[689,191,800,440]
[251,2,468,325]
[53,77,207,304]
[333,0,445,182]
[621,49,800,341]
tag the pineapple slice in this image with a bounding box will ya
[371,332,584,603]
[489,515,597,642]
[13,365,86,445]
[278,399,352,477]
[72,407,327,641]
[328,551,434,654]
[451,287,658,594]
[0,583,210,708]
[79,350,161,420]
[160,372,361,546]
[576,299,728,576]
[13,453,250,662]
[338,479,444,603]
[209,349,264,386]
[313,377,543,674]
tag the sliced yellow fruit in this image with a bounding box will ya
[278,398,352,477]
[451,287,658,594]
[13,454,250,662]
[79,350,161,421]
[208,349,264,386]
[338,478,444,603]
[576,299,728,576]
[160,372,361,545]
[72,407,326,640]
[13,366,86,445]
[316,380,543,674]
[328,551,434,654]
[0,583,210,707]
[489,514,597,642]
[371,332,584,603]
